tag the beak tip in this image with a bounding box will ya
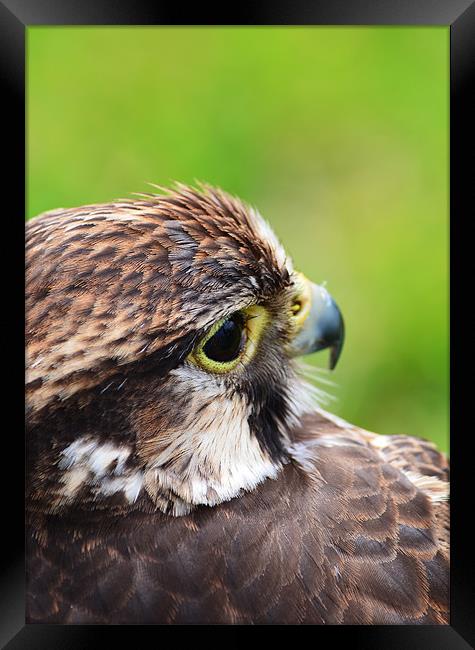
[327,311,344,370]
[327,304,345,371]
[328,343,342,370]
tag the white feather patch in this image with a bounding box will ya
[59,438,143,503]
[148,365,282,508]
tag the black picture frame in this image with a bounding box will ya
[1,0,473,646]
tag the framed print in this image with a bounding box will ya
[1,0,473,646]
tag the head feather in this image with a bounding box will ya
[26,184,291,416]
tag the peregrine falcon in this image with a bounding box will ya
[26,184,449,624]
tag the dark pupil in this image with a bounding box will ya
[203,314,245,363]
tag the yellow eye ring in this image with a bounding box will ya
[188,305,268,374]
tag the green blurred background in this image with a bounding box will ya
[27,27,449,452]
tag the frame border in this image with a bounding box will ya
[2,0,473,645]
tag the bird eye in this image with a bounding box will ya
[203,313,246,363]
[189,312,247,373]
[188,305,269,374]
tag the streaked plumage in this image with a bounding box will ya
[26,184,449,624]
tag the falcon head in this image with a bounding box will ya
[26,184,344,516]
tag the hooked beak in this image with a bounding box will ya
[288,278,345,370]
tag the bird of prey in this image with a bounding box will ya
[26,183,449,624]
